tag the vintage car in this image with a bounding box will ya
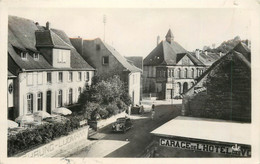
[112,117,133,133]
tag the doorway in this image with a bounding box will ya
[46,91,51,114]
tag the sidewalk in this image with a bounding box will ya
[142,97,182,105]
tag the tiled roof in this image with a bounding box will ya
[35,30,73,49]
[144,40,204,66]
[8,15,94,72]
[103,42,142,72]
[125,56,143,70]
[190,52,220,66]
[196,42,250,83]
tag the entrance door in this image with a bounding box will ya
[183,82,188,93]
[46,91,51,114]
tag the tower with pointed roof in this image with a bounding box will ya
[165,29,174,44]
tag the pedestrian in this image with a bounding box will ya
[151,103,155,120]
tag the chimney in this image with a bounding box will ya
[157,35,160,45]
[46,21,50,30]
[35,22,39,26]
[205,50,208,56]
[195,49,200,59]
[245,39,251,49]
[219,52,223,57]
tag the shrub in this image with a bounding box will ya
[106,103,119,117]
[82,102,101,120]
[7,114,87,157]
[98,108,109,119]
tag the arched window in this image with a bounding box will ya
[183,82,188,93]
[191,82,195,86]
[37,92,43,111]
[184,68,188,78]
[191,68,194,78]
[178,68,181,78]
[58,90,63,107]
[177,82,182,94]
[27,93,33,113]
[69,88,73,105]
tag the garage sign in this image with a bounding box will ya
[159,138,251,157]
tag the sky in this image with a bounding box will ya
[8,8,251,57]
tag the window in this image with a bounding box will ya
[8,83,13,94]
[37,92,43,111]
[96,44,101,50]
[27,93,33,113]
[191,68,194,78]
[68,72,73,82]
[78,87,82,102]
[68,88,73,105]
[78,72,82,81]
[21,52,27,59]
[27,73,33,85]
[58,72,63,82]
[168,70,171,77]
[58,90,63,107]
[172,69,174,77]
[47,72,52,83]
[102,56,109,65]
[33,53,39,60]
[58,50,67,63]
[184,68,188,78]
[86,72,90,82]
[178,68,181,78]
[37,72,43,84]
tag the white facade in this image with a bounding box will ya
[17,70,94,115]
[128,72,141,105]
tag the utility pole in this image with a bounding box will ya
[103,14,107,42]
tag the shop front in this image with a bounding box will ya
[147,116,251,157]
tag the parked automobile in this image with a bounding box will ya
[112,117,133,133]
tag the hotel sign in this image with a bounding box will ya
[194,87,206,94]
[159,138,251,157]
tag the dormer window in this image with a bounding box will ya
[21,52,27,60]
[33,53,39,60]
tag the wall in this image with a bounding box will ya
[14,126,89,157]
[82,39,127,80]
[17,70,94,116]
[128,72,141,105]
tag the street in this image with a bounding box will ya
[70,104,181,157]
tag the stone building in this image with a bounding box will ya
[143,29,206,99]
[8,16,95,120]
[182,42,251,122]
[70,38,142,105]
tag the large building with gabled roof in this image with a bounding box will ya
[70,37,142,105]
[8,16,95,120]
[143,29,206,99]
